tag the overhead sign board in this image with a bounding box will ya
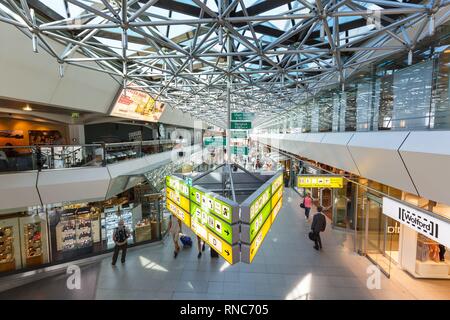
[191,219,239,264]
[383,197,450,248]
[166,187,190,213]
[166,198,191,228]
[231,121,252,130]
[249,185,271,222]
[231,112,255,121]
[203,136,226,146]
[166,175,189,198]
[189,185,236,224]
[230,130,248,139]
[231,146,249,155]
[297,175,344,189]
[190,202,239,245]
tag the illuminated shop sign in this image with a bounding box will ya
[382,197,450,248]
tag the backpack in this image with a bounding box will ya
[114,227,128,243]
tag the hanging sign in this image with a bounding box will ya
[231,146,249,155]
[166,198,191,228]
[191,219,239,264]
[231,122,252,130]
[189,186,235,224]
[166,176,189,197]
[231,130,248,139]
[190,202,239,245]
[297,175,343,188]
[231,112,255,121]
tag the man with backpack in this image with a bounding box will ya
[311,206,326,251]
[112,219,130,265]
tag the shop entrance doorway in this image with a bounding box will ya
[364,194,400,277]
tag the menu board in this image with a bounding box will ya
[110,88,165,122]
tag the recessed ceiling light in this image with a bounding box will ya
[23,105,32,111]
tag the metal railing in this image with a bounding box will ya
[0,139,178,173]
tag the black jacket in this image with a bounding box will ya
[311,212,326,233]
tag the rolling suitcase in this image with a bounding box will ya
[180,235,192,247]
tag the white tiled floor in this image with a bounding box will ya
[91,188,450,300]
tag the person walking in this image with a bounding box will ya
[112,219,130,265]
[302,193,312,221]
[168,215,181,258]
[197,235,206,259]
[311,206,326,251]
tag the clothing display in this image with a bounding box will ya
[417,235,447,263]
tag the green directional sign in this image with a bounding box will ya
[249,199,272,243]
[191,202,235,244]
[231,121,252,130]
[203,136,226,146]
[231,130,248,139]
[231,146,249,155]
[232,112,255,121]
[189,186,233,224]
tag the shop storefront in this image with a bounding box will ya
[0,185,170,276]
[354,182,450,279]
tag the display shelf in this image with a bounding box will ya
[104,207,133,247]
[0,226,14,268]
[24,222,43,259]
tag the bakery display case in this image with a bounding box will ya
[135,218,151,243]
[19,213,50,269]
[23,222,43,267]
[0,225,15,272]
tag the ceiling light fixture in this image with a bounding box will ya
[23,105,32,111]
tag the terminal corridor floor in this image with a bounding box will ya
[1,188,449,300]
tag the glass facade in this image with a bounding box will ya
[257,25,450,134]
[0,185,169,276]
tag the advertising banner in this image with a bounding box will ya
[111,88,165,122]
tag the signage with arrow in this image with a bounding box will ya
[191,219,238,264]
[190,202,236,244]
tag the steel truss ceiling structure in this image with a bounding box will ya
[0,0,449,127]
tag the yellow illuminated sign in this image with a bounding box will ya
[271,174,283,194]
[271,197,283,223]
[249,212,272,263]
[271,185,283,208]
[166,187,190,212]
[297,176,343,188]
[191,219,235,264]
[166,198,191,228]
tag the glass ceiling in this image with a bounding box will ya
[0,0,444,127]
